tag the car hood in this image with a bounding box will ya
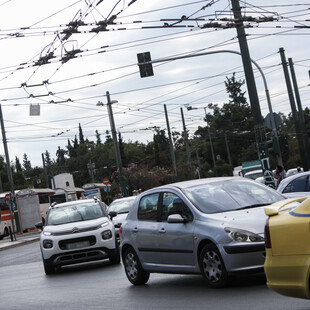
[112,213,128,225]
[201,206,267,234]
[44,217,109,233]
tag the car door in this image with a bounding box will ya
[130,193,162,264]
[158,192,196,266]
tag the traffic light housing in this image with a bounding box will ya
[279,135,289,153]
[137,52,154,78]
[267,137,280,154]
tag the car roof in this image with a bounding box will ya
[141,177,247,194]
[51,198,100,209]
[277,171,310,192]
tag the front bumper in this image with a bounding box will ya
[264,251,310,299]
[219,242,266,274]
[45,246,119,267]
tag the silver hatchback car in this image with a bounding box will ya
[120,177,285,287]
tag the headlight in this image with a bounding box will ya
[43,231,52,236]
[43,239,53,249]
[225,227,264,242]
[98,221,109,228]
[102,230,112,240]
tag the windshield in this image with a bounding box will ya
[182,179,284,214]
[47,202,106,225]
[109,198,135,214]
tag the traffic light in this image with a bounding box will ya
[137,52,154,78]
[267,137,280,154]
[279,135,289,153]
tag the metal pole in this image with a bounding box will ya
[180,108,192,165]
[279,48,308,170]
[204,107,217,176]
[231,0,269,170]
[106,91,127,196]
[224,133,233,176]
[140,48,275,168]
[194,139,203,179]
[0,104,16,240]
[164,104,178,182]
[288,57,310,171]
[42,153,49,188]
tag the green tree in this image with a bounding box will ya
[79,123,85,144]
[23,153,31,170]
[15,156,22,172]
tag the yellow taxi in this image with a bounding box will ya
[264,196,310,299]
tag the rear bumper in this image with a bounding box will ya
[264,251,310,299]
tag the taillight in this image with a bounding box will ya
[119,226,123,238]
[264,218,271,249]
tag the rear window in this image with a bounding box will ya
[182,179,284,214]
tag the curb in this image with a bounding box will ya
[0,237,40,251]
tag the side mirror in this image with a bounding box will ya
[35,222,43,230]
[109,211,117,219]
[167,214,186,224]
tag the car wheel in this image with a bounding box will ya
[43,259,55,275]
[109,248,121,265]
[199,244,228,288]
[123,247,150,285]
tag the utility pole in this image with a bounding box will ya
[106,91,127,197]
[180,108,191,166]
[204,107,217,176]
[87,160,95,183]
[194,139,203,179]
[164,104,178,182]
[288,57,310,170]
[0,104,16,240]
[279,48,308,171]
[224,133,233,175]
[231,0,269,171]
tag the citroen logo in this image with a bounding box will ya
[72,227,79,233]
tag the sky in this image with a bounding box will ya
[0,0,309,167]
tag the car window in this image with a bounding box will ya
[182,179,283,214]
[47,202,106,225]
[283,176,307,193]
[137,193,159,221]
[161,192,193,222]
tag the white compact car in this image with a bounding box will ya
[36,198,120,275]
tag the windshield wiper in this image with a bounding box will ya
[236,203,271,210]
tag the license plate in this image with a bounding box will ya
[66,240,90,250]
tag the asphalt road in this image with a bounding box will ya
[1,241,310,310]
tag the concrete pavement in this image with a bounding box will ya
[0,230,40,251]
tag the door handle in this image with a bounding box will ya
[132,227,139,232]
[159,227,166,233]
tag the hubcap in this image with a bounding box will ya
[125,252,138,280]
[202,250,222,283]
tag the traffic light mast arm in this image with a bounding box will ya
[137,49,283,167]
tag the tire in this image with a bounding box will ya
[43,259,55,275]
[123,247,150,285]
[109,248,121,265]
[199,244,228,288]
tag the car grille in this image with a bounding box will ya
[59,236,96,250]
[52,224,100,236]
